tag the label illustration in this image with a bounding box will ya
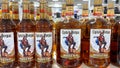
[17,32,34,62]
[0,32,15,63]
[35,32,52,63]
[60,29,81,59]
[90,29,111,58]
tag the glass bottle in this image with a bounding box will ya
[56,1,82,67]
[16,1,35,68]
[35,1,53,68]
[110,17,120,67]
[84,0,111,67]
[0,0,16,68]
[81,4,89,62]
[110,10,120,67]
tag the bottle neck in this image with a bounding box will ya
[2,13,10,19]
[13,14,19,20]
[65,4,74,19]
[40,3,48,19]
[12,3,19,20]
[2,3,10,19]
[12,9,19,20]
[22,3,30,19]
[30,14,34,20]
[23,13,30,20]
[29,3,35,20]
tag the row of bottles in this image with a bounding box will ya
[0,0,120,68]
[57,0,120,68]
[0,0,53,68]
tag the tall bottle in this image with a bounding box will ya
[109,2,120,67]
[47,7,56,60]
[12,1,20,25]
[110,17,120,67]
[35,0,53,68]
[16,1,35,68]
[81,4,89,60]
[84,0,111,67]
[0,0,16,68]
[29,2,35,24]
[56,0,82,67]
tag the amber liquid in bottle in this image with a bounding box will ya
[0,1,16,68]
[83,18,111,68]
[81,18,89,61]
[16,2,35,68]
[35,1,53,68]
[56,16,82,67]
[111,19,120,67]
[35,19,53,68]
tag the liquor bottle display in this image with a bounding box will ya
[83,0,111,67]
[0,0,120,68]
[35,0,53,68]
[16,1,35,68]
[0,0,16,68]
[56,0,82,67]
[12,1,20,25]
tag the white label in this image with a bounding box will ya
[60,29,81,59]
[35,32,52,63]
[17,32,34,62]
[90,29,111,58]
[0,32,15,63]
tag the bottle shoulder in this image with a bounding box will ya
[17,19,35,32]
[57,18,81,29]
[89,18,110,29]
[35,19,53,32]
[0,19,15,32]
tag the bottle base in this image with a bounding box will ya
[84,58,110,68]
[57,58,82,68]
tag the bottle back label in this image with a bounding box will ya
[17,32,34,62]
[0,32,15,63]
[90,29,111,58]
[35,32,52,63]
[60,29,81,59]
